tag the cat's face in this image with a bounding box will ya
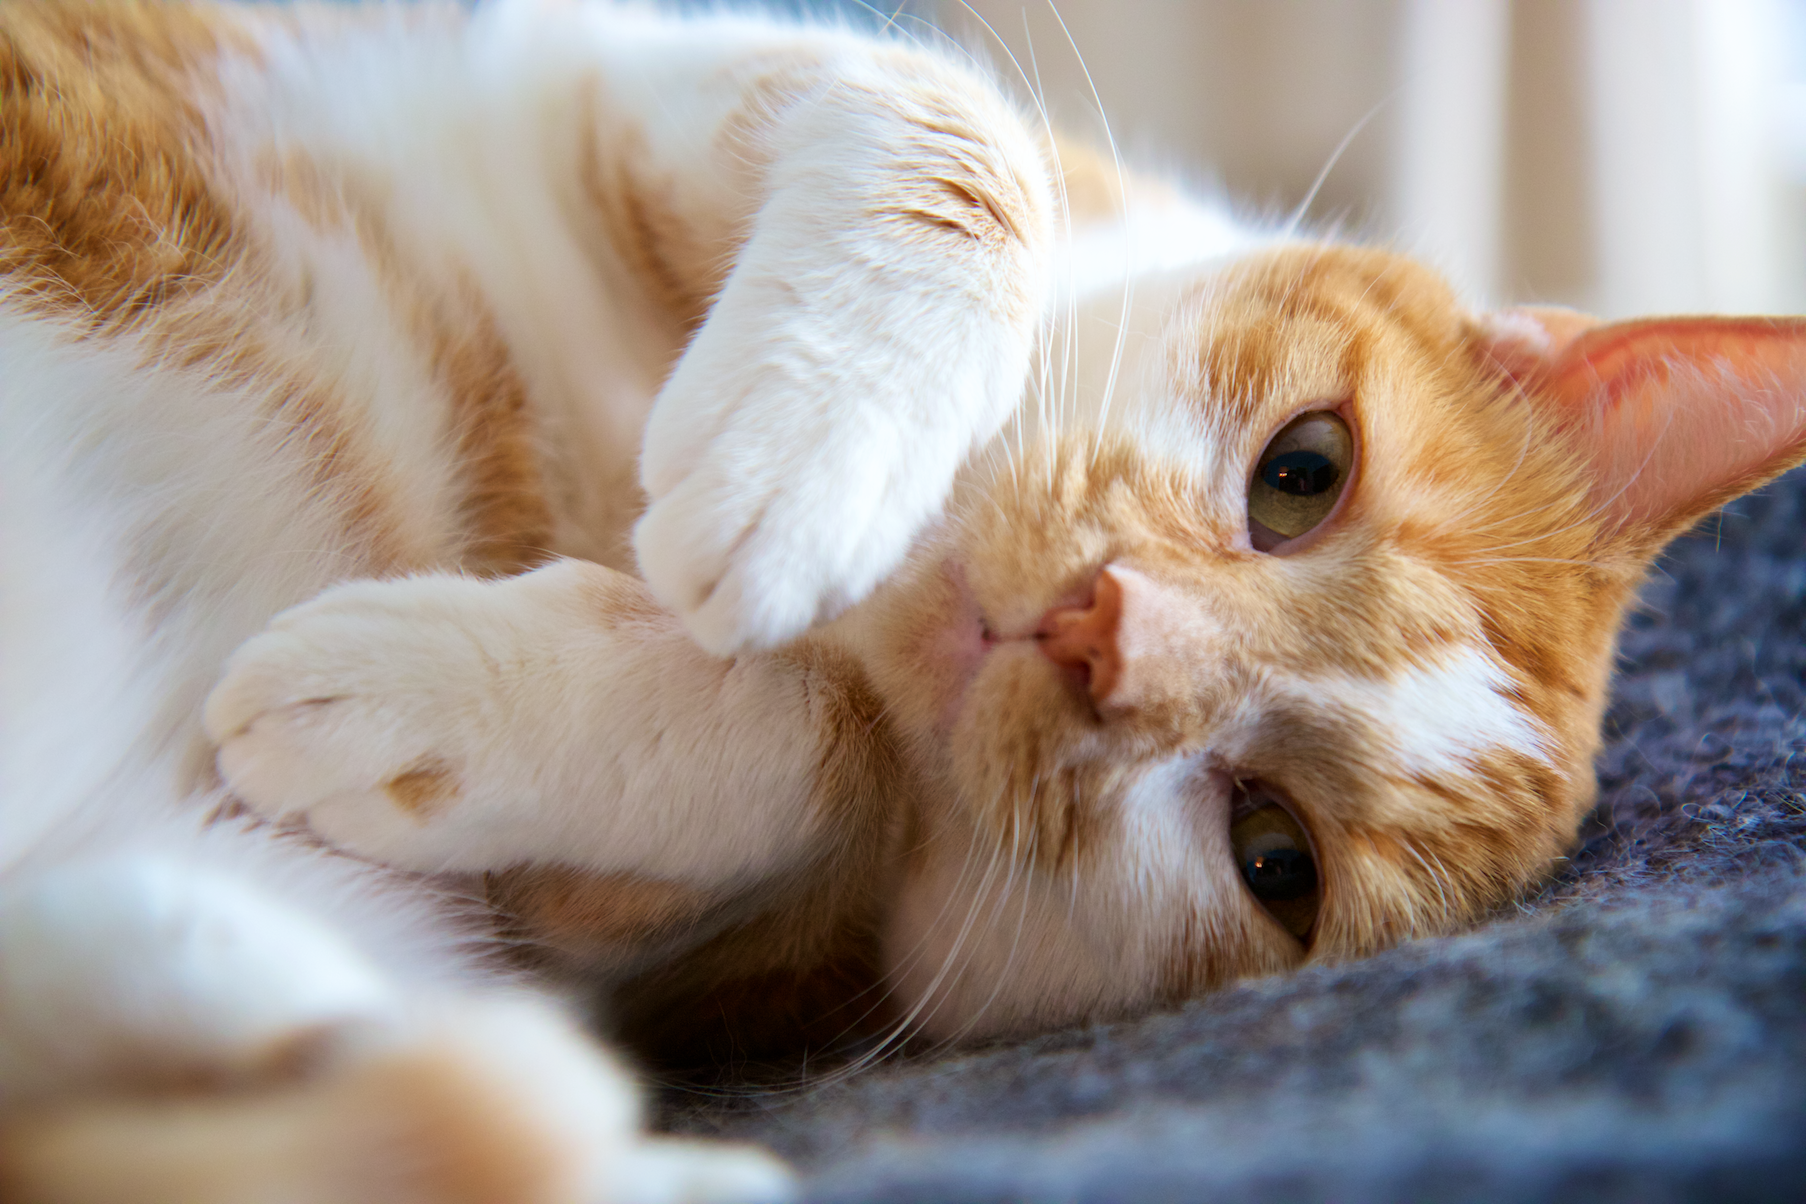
[866,244,1806,1039]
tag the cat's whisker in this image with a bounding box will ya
[885,810,1012,1052]
[947,810,1039,1049]
[1277,92,1394,244]
[1398,835,1454,924]
[1013,0,1130,455]
[820,807,994,1039]
[995,6,1077,469]
[1347,249,1413,315]
[1465,509,1607,556]
[1265,242,1328,330]
[1068,835,1082,926]
[727,824,1003,1098]
[1458,363,1692,563]
[951,0,1078,460]
[945,0,1037,112]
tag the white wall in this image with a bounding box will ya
[940,0,1806,318]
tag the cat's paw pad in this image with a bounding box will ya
[204,575,509,868]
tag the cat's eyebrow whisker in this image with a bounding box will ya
[1487,381,1681,552]
[1278,91,1393,244]
[1346,252,1411,316]
[1460,418,1665,550]
[1001,15,1075,460]
[946,0,1039,120]
[865,2,993,75]
[1266,242,1326,329]
[1461,469,1641,556]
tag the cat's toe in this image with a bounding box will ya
[634,489,823,655]
[632,449,914,656]
[202,581,492,864]
[204,627,380,820]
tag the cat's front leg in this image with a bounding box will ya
[205,561,862,887]
[596,26,1054,652]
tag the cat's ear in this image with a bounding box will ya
[1471,307,1806,558]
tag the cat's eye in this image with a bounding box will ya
[1229,784,1321,940]
[1247,411,1353,550]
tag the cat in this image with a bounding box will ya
[4,1,1806,1201]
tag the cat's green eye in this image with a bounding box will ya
[1229,786,1321,940]
[1247,411,1353,548]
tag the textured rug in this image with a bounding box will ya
[672,463,1806,1203]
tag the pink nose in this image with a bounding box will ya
[1036,566,1126,704]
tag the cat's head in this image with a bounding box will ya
[867,243,1806,1040]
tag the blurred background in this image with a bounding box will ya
[847,0,1806,318]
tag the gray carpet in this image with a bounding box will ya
[673,464,1806,1203]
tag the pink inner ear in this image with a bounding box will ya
[1534,317,1806,548]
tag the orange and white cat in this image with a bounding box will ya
[4,2,1805,1201]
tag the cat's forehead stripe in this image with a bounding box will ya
[1281,645,1550,778]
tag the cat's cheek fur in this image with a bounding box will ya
[886,755,1299,1039]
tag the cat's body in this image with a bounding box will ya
[4,2,1805,1201]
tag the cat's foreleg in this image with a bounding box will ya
[205,560,866,888]
[585,20,1053,652]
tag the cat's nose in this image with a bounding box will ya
[1036,566,1128,705]
[1036,565,1210,715]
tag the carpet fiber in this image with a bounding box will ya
[676,465,1806,1203]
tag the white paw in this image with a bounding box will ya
[633,82,1050,657]
[633,328,959,656]
[633,253,1034,657]
[606,1139,795,1204]
[203,573,528,871]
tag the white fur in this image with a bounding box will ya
[1285,645,1551,777]
[0,312,790,1202]
[206,562,829,883]
[0,858,399,1105]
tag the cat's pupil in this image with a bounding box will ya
[1242,847,1317,901]
[1262,451,1337,496]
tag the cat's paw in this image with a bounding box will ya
[203,569,567,872]
[608,1139,795,1204]
[633,256,1040,657]
[632,80,1051,656]
[634,341,964,657]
